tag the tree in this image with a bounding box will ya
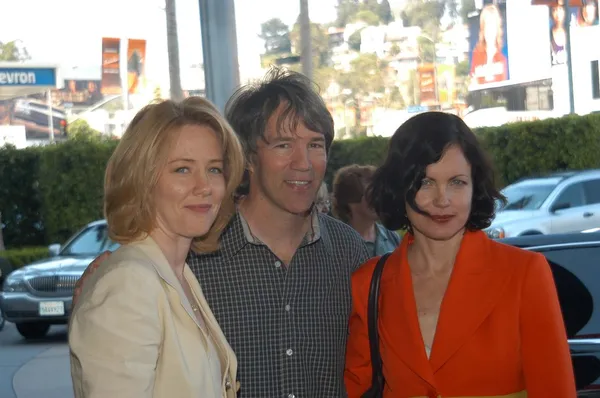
[0,41,30,61]
[66,119,103,140]
[339,54,386,98]
[165,0,184,102]
[455,59,469,77]
[259,18,292,55]
[460,0,477,22]
[389,43,401,56]
[401,0,458,36]
[335,0,361,27]
[378,0,394,24]
[290,22,330,67]
[348,30,363,52]
[355,10,380,25]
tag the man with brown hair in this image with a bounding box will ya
[332,164,400,257]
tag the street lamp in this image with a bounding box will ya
[418,33,439,106]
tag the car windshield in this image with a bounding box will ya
[60,224,119,256]
[500,178,561,211]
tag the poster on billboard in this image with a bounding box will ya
[532,0,598,26]
[127,39,146,94]
[573,0,599,26]
[101,37,122,95]
[417,64,436,105]
[54,79,103,106]
[468,0,510,89]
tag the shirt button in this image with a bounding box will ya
[288,394,296,398]
[285,304,291,312]
[274,260,282,268]
[286,348,293,356]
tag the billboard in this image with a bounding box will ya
[544,0,598,64]
[468,0,510,89]
[53,79,103,106]
[127,39,146,94]
[417,64,436,105]
[573,0,599,27]
[101,37,122,95]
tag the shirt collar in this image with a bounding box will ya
[237,207,321,246]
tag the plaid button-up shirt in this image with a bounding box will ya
[188,211,369,398]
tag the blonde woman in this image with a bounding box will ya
[69,98,245,397]
[470,4,508,84]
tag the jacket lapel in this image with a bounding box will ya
[378,239,437,389]
[184,266,237,382]
[429,231,511,373]
[379,231,511,386]
[132,236,203,329]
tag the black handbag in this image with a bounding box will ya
[361,252,391,398]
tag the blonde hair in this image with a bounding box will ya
[477,4,504,51]
[104,97,245,253]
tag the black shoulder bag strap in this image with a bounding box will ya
[361,252,392,398]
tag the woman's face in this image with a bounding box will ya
[406,145,473,241]
[152,124,226,241]
[483,14,499,47]
[553,5,566,25]
[583,2,597,23]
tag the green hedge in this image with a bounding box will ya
[476,114,600,186]
[38,137,118,244]
[327,112,600,188]
[0,134,118,249]
[0,246,50,271]
[1,113,600,250]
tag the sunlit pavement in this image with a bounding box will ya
[0,323,73,398]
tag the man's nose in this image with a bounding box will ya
[291,147,311,171]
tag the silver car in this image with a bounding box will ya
[486,170,600,239]
[0,220,118,339]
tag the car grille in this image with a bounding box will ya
[27,275,79,294]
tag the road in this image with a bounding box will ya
[0,323,72,398]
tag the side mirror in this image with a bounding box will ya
[48,244,61,257]
[551,202,571,213]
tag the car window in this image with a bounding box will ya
[583,179,600,205]
[61,224,113,256]
[500,181,558,210]
[554,183,585,209]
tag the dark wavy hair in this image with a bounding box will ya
[225,67,334,196]
[366,112,505,232]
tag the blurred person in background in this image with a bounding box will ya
[315,181,331,214]
[332,164,400,257]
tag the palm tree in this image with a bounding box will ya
[165,0,184,101]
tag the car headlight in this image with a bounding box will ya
[3,276,27,293]
[487,227,505,239]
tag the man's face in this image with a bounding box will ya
[248,104,328,216]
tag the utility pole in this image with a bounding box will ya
[165,0,184,101]
[299,0,313,80]
[564,1,575,114]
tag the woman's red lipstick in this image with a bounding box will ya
[430,215,454,223]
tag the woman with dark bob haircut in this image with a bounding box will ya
[345,112,576,398]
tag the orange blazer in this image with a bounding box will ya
[345,230,576,398]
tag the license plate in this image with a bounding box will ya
[39,301,65,316]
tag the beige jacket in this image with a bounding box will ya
[69,236,238,398]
